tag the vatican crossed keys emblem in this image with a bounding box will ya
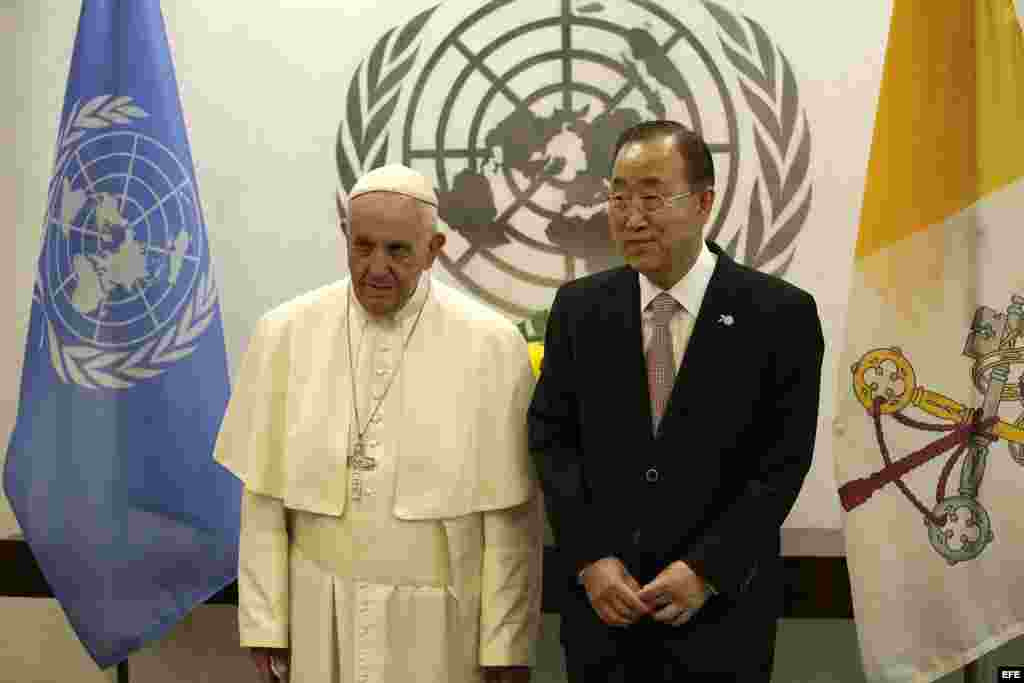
[841,294,1024,564]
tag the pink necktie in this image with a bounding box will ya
[647,292,681,433]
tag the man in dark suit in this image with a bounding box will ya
[528,120,823,681]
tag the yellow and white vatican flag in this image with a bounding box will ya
[834,2,1024,681]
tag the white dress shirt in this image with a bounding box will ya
[638,240,718,374]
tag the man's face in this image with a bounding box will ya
[608,136,713,285]
[346,193,444,317]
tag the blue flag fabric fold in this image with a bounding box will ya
[4,0,241,668]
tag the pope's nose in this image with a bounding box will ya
[624,207,648,230]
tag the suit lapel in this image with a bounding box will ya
[658,245,744,438]
[599,268,655,439]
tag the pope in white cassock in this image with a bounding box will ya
[214,164,543,683]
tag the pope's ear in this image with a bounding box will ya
[427,231,446,260]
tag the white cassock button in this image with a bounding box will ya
[376,368,390,376]
[645,468,659,483]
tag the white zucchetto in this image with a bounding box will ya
[349,164,438,206]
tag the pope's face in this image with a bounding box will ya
[347,193,445,317]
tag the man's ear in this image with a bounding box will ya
[698,188,716,217]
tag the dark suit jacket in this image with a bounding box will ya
[527,240,824,675]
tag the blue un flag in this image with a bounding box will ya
[4,0,241,668]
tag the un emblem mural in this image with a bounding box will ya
[337,0,813,318]
[37,95,218,389]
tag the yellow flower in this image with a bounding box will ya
[527,342,545,379]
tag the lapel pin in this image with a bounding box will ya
[718,314,735,326]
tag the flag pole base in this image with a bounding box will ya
[116,660,130,683]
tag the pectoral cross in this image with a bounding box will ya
[347,439,377,472]
[348,439,376,503]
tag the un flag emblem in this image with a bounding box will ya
[38,95,218,389]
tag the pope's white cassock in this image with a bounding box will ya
[214,268,543,682]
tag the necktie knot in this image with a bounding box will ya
[648,292,681,326]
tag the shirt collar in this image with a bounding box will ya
[638,240,717,317]
[350,272,430,327]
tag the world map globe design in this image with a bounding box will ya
[42,131,205,350]
[402,1,739,317]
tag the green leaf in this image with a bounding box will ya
[392,5,439,60]
[370,134,389,170]
[377,50,419,100]
[705,2,749,51]
[336,124,358,192]
[364,91,401,161]
[367,28,394,104]
[745,179,765,266]
[747,17,776,94]
[754,185,811,269]
[120,105,148,118]
[347,64,366,159]
[79,95,111,120]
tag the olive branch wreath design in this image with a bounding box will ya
[334,1,813,335]
[336,6,439,194]
[705,0,813,276]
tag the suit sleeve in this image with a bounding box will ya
[238,488,290,648]
[527,288,617,576]
[682,290,824,595]
[479,496,543,666]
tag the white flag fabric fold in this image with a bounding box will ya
[834,2,1024,681]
